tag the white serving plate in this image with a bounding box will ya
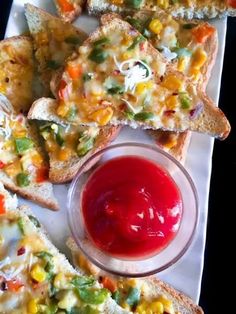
[5,0,227,303]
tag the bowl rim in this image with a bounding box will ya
[67,142,199,277]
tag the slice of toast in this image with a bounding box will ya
[54,0,85,22]
[67,237,204,314]
[52,14,230,139]
[0,94,58,210]
[87,0,236,19]
[24,3,87,95]
[101,11,218,162]
[28,98,120,183]
[0,36,41,113]
[0,201,128,313]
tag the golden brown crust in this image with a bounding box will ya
[0,180,59,210]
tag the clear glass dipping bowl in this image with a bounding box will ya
[67,143,198,277]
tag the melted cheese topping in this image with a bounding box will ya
[34,18,87,90]
[0,40,34,113]
[0,95,48,186]
[128,11,214,85]
[40,122,99,162]
[57,25,203,129]
[0,212,110,313]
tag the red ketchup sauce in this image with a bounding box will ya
[82,156,183,259]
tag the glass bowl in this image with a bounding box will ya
[67,143,198,277]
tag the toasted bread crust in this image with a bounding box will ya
[0,180,59,210]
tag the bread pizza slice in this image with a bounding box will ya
[87,0,236,19]
[102,11,218,161]
[67,237,204,314]
[0,94,58,210]
[0,36,40,113]
[54,0,85,22]
[24,3,87,95]
[0,188,128,313]
[27,98,119,183]
[51,15,230,139]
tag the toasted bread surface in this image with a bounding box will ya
[28,98,120,183]
[87,0,236,19]
[25,3,87,95]
[0,36,40,113]
[52,15,230,139]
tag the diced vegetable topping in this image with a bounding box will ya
[191,24,215,44]
[0,194,6,214]
[126,287,141,307]
[16,172,30,187]
[89,48,108,64]
[77,288,110,305]
[126,0,143,8]
[57,0,74,12]
[15,137,33,153]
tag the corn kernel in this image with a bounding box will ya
[157,296,174,313]
[149,19,163,35]
[121,51,133,60]
[191,48,207,69]
[177,56,188,72]
[121,34,132,46]
[27,299,38,314]
[30,264,47,283]
[58,147,72,161]
[127,278,137,288]
[136,302,147,314]
[150,301,164,313]
[157,0,169,9]
[161,74,183,91]
[89,107,113,126]
[121,302,130,310]
[57,102,69,117]
[165,95,178,110]
[189,67,200,82]
[136,81,154,95]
